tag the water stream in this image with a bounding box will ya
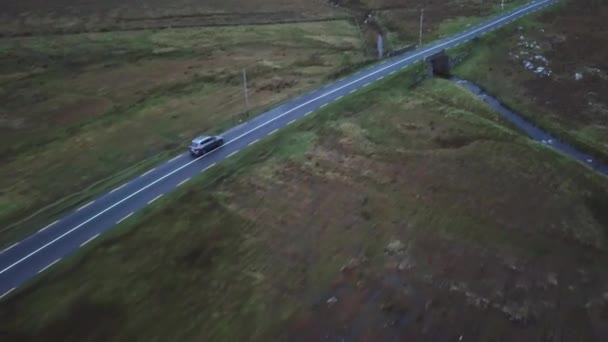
[451,77,608,175]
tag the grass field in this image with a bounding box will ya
[0,20,366,247]
[0,0,540,248]
[0,0,341,35]
[3,66,608,340]
[452,0,608,162]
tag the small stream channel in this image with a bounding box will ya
[450,77,608,176]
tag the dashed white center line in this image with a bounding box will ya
[1,242,19,254]
[304,111,313,116]
[38,220,59,233]
[287,119,296,125]
[0,0,555,281]
[269,128,279,135]
[168,155,181,163]
[38,258,61,274]
[203,163,216,172]
[141,168,157,178]
[110,183,126,194]
[80,234,99,247]
[177,178,191,187]
[349,89,357,94]
[320,103,328,108]
[77,201,94,212]
[0,288,15,300]
[248,139,260,146]
[227,150,239,158]
[117,212,133,224]
[148,194,163,205]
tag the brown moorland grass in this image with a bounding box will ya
[2,69,607,341]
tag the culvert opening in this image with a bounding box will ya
[426,50,452,78]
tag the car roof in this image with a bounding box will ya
[192,136,210,143]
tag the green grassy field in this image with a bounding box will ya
[3,64,608,340]
[0,20,366,247]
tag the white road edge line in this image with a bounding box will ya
[177,178,191,187]
[320,103,328,108]
[0,288,15,300]
[77,201,94,212]
[336,96,344,100]
[269,128,279,135]
[1,242,19,254]
[148,194,163,205]
[80,234,99,247]
[304,111,313,116]
[378,76,384,80]
[203,163,216,172]
[140,168,157,178]
[227,151,239,158]
[117,212,133,224]
[349,89,357,94]
[363,82,371,87]
[0,0,553,277]
[110,183,126,193]
[38,258,61,274]
[389,70,397,75]
[248,139,260,146]
[38,220,59,233]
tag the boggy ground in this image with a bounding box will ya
[2,72,607,341]
[454,0,608,162]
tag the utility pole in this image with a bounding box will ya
[242,68,250,116]
[377,34,384,59]
[419,8,424,47]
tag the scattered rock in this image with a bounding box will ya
[575,72,583,81]
[425,299,434,311]
[500,302,535,324]
[519,35,525,40]
[340,256,367,272]
[326,296,338,306]
[547,273,558,287]
[449,282,466,292]
[397,257,415,271]
[385,239,406,255]
[465,291,490,309]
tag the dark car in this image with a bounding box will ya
[189,135,224,157]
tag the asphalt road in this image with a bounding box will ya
[0,0,558,300]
